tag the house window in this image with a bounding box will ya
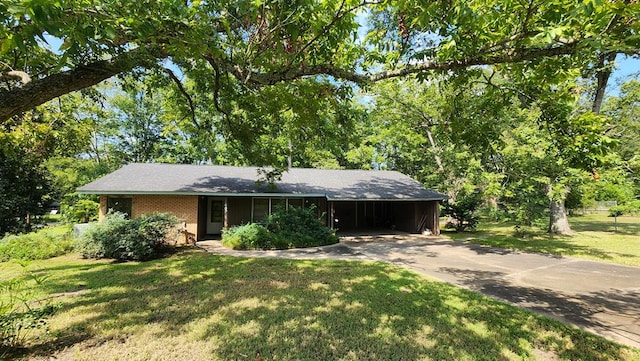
[253,198,270,222]
[252,197,307,222]
[271,198,286,213]
[107,196,132,218]
[287,198,303,209]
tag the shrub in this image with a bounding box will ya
[63,199,99,223]
[76,212,179,261]
[0,226,74,262]
[443,189,483,232]
[264,206,338,248]
[221,223,274,250]
[222,206,338,250]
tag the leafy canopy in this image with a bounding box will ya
[1,0,639,121]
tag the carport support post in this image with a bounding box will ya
[224,197,228,229]
[330,201,335,229]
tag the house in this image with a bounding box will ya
[77,163,447,243]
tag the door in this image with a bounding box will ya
[207,199,224,234]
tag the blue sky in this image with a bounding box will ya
[610,55,640,94]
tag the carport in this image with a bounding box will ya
[329,199,441,235]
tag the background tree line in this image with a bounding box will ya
[2,70,638,236]
[1,0,639,236]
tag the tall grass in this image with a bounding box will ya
[0,225,74,262]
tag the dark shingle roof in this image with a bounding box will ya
[78,163,446,201]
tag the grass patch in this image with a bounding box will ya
[443,214,640,266]
[1,250,638,360]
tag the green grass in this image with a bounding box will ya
[443,213,640,266]
[1,250,638,360]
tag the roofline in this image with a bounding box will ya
[77,190,446,201]
[327,197,446,201]
[77,190,328,198]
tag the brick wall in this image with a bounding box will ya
[98,194,199,244]
[133,195,199,244]
[99,195,107,221]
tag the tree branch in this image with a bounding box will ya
[592,52,617,114]
[1,70,32,84]
[0,36,613,123]
[222,41,581,87]
[163,67,199,129]
[0,47,160,122]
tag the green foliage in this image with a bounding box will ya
[63,199,99,223]
[609,200,640,217]
[443,188,483,232]
[221,223,275,250]
[0,140,52,236]
[0,226,73,262]
[1,267,59,356]
[222,206,338,250]
[76,212,179,261]
[264,206,338,248]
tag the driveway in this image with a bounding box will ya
[197,235,640,349]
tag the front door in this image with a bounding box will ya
[207,199,224,234]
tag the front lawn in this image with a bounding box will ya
[1,250,638,360]
[443,214,640,266]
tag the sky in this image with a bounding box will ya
[610,55,640,94]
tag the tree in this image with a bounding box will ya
[602,79,640,196]
[2,0,638,121]
[0,140,51,236]
[364,72,614,235]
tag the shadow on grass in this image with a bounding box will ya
[485,234,610,257]
[569,216,640,235]
[444,228,639,262]
[8,249,637,361]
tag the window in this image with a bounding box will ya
[211,200,223,223]
[107,196,132,218]
[271,198,286,213]
[287,198,303,209]
[253,198,269,222]
[252,197,310,222]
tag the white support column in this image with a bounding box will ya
[330,202,335,229]
[223,197,229,229]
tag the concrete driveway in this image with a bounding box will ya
[197,235,640,349]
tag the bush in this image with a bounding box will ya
[221,223,274,250]
[76,212,179,261]
[0,226,74,262]
[63,199,99,223]
[222,206,338,250]
[443,189,483,232]
[264,206,338,248]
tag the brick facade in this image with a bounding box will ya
[99,195,107,221]
[99,194,198,244]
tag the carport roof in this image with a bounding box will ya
[78,163,447,201]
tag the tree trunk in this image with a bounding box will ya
[548,197,572,235]
[592,52,617,114]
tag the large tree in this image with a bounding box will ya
[1,0,638,121]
